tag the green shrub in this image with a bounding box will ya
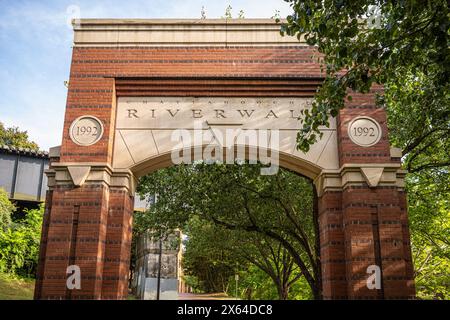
[0,188,14,230]
[0,205,43,277]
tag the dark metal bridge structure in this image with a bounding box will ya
[0,145,49,207]
[0,145,149,210]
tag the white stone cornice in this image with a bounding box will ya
[314,163,407,196]
[72,18,305,47]
[46,162,136,195]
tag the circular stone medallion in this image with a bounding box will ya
[69,116,104,146]
[347,116,382,147]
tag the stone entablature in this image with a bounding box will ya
[45,157,406,200]
[73,19,303,47]
[315,161,406,196]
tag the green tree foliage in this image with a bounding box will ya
[223,5,233,19]
[181,217,243,294]
[407,171,450,299]
[0,122,39,151]
[0,205,44,277]
[233,265,312,300]
[221,5,245,19]
[280,1,449,170]
[181,216,309,299]
[233,233,304,300]
[137,163,322,298]
[233,265,280,300]
[0,122,43,279]
[281,0,450,299]
[0,188,14,230]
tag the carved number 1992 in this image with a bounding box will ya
[353,127,375,137]
[69,116,103,146]
[76,126,98,136]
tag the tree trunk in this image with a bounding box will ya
[276,281,290,300]
[312,189,323,300]
[245,288,253,300]
[280,286,289,300]
[312,284,322,300]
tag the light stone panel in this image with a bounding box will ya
[73,19,304,47]
[120,130,158,164]
[112,97,340,174]
[113,131,135,168]
[116,97,315,130]
[316,131,339,170]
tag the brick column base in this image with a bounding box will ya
[34,163,135,300]
[101,188,133,299]
[318,184,415,299]
[318,190,347,299]
[342,186,415,299]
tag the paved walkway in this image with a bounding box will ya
[178,293,237,300]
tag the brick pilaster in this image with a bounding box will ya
[36,184,109,299]
[101,188,134,299]
[34,189,53,299]
[318,190,347,299]
[335,91,415,299]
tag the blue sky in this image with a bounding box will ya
[0,0,292,151]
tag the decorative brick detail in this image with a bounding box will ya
[318,190,347,299]
[337,91,392,166]
[101,188,133,299]
[334,95,415,299]
[34,189,53,299]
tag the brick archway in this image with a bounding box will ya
[34,19,415,299]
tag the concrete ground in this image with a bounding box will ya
[178,293,238,300]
